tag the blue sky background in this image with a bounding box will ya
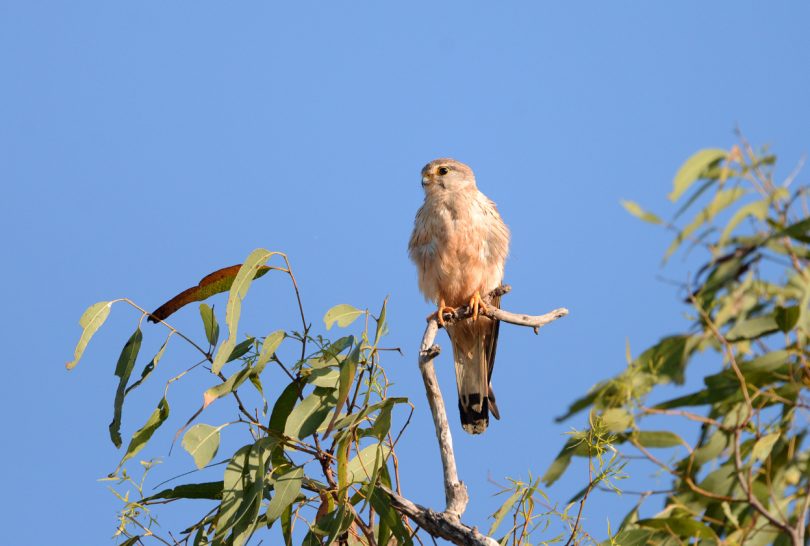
[1,2,809,544]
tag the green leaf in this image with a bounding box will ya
[117,396,170,470]
[367,485,411,546]
[269,381,301,433]
[752,432,779,462]
[636,335,690,385]
[182,423,224,470]
[119,537,141,546]
[227,337,255,363]
[109,328,143,448]
[719,199,769,246]
[280,504,293,546]
[542,438,584,486]
[314,506,354,546]
[374,297,389,344]
[345,443,390,483]
[669,148,727,202]
[775,306,801,333]
[125,334,170,395]
[621,200,663,225]
[284,387,337,440]
[654,388,732,410]
[726,314,780,341]
[488,489,522,536]
[665,187,746,260]
[204,364,254,409]
[605,529,656,546]
[256,330,284,368]
[636,517,718,540]
[777,217,810,243]
[307,367,340,388]
[214,439,271,543]
[143,481,224,502]
[601,408,633,432]
[325,343,360,435]
[211,249,277,374]
[323,304,364,330]
[265,465,303,523]
[66,301,112,369]
[199,303,219,347]
[634,431,684,448]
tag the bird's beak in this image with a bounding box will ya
[421,176,430,187]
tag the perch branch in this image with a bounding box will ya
[435,285,569,334]
[415,285,568,523]
[382,486,499,546]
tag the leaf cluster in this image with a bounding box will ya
[556,141,810,545]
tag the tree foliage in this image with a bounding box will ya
[552,138,810,545]
[67,138,810,545]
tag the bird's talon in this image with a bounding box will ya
[428,299,455,327]
[468,291,488,321]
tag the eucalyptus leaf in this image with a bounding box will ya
[323,304,364,330]
[66,301,112,369]
[211,249,276,374]
[182,423,224,469]
[199,303,219,347]
[669,148,727,202]
[265,466,303,523]
[109,328,143,448]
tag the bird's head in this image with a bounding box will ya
[420,158,476,195]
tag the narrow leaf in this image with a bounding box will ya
[117,397,170,469]
[66,301,112,369]
[621,200,663,225]
[284,387,336,440]
[752,432,779,462]
[126,334,171,395]
[143,481,224,502]
[256,330,284,368]
[634,431,685,448]
[345,443,390,483]
[109,328,143,448]
[669,148,727,202]
[269,381,302,433]
[488,490,522,536]
[199,303,219,346]
[149,263,272,323]
[719,200,769,246]
[265,466,303,523]
[211,249,276,374]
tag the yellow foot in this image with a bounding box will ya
[468,291,488,321]
[427,299,455,327]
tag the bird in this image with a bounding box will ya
[408,158,510,434]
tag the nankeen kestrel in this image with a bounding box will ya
[408,159,510,434]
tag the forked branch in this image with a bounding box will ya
[403,285,568,545]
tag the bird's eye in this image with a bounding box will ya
[437,167,449,176]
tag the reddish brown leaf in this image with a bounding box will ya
[148,265,271,322]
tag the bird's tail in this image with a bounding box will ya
[449,315,500,435]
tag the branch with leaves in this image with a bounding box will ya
[556,138,810,546]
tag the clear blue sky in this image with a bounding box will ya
[1,2,808,544]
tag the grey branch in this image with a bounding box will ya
[402,285,568,544]
[383,486,499,546]
[437,285,569,333]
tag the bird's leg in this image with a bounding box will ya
[468,290,488,321]
[427,298,455,327]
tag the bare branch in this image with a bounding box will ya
[382,486,499,546]
[416,285,568,522]
[435,285,569,334]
